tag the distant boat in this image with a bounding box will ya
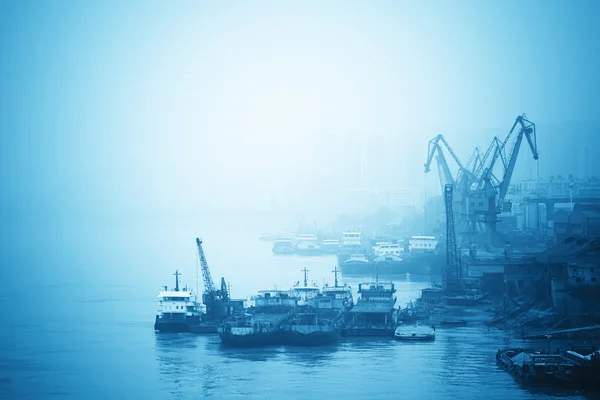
[340,254,371,274]
[259,233,278,241]
[439,319,467,328]
[272,237,295,255]
[394,324,435,341]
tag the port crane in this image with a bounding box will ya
[468,114,539,245]
[424,114,539,248]
[195,237,231,321]
[424,134,480,244]
[443,184,461,292]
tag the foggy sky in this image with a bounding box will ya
[1,0,599,219]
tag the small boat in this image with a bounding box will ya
[439,319,467,328]
[393,324,435,341]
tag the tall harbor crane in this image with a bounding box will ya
[424,114,539,248]
[467,114,539,245]
[443,184,461,292]
[195,237,231,321]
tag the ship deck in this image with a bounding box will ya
[349,299,396,314]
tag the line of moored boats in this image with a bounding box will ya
[154,266,441,346]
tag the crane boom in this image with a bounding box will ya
[497,114,538,203]
[196,238,216,294]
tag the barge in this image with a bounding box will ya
[496,347,600,387]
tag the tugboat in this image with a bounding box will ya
[154,270,203,332]
[394,323,435,341]
[217,290,298,347]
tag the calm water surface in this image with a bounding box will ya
[1,215,598,399]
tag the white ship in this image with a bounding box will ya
[154,270,203,332]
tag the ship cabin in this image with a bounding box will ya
[349,282,397,326]
[156,287,200,318]
[249,290,299,313]
[341,232,362,247]
[309,284,354,314]
[373,242,402,257]
[273,237,293,246]
[290,282,321,306]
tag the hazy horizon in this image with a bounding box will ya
[2,1,599,220]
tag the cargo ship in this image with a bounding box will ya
[217,290,298,347]
[154,270,203,333]
[289,268,321,306]
[341,279,397,337]
[280,267,349,346]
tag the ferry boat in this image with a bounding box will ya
[154,270,203,333]
[340,253,372,274]
[394,323,435,341]
[217,290,298,347]
[295,234,323,256]
[272,237,295,255]
[342,279,397,336]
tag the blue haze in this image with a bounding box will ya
[1,1,600,398]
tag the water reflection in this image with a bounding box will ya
[283,345,339,368]
[217,344,286,362]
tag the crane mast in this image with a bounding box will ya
[444,184,461,292]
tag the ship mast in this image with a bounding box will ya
[174,270,181,292]
[332,265,339,287]
[302,267,309,287]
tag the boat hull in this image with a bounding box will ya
[218,329,285,347]
[339,261,373,275]
[154,314,201,333]
[341,327,395,337]
[272,247,295,255]
[393,334,435,341]
[295,248,326,257]
[283,328,340,346]
[189,322,219,333]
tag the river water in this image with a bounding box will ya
[1,214,597,399]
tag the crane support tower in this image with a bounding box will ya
[444,184,461,292]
